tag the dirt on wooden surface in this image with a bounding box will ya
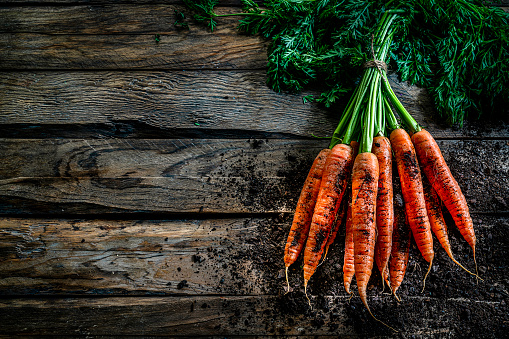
[207,140,509,337]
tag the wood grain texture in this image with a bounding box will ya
[1,72,507,139]
[0,33,268,70]
[0,5,241,34]
[0,139,507,214]
[0,139,326,214]
[0,0,248,4]
[0,294,507,337]
[0,215,507,298]
[0,218,274,295]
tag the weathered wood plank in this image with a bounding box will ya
[0,215,506,298]
[0,5,240,34]
[0,139,325,214]
[0,139,507,214]
[0,294,506,337]
[1,71,507,139]
[0,218,272,295]
[0,71,326,137]
[0,33,268,70]
[0,1,248,4]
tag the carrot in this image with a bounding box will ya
[390,128,434,288]
[351,152,379,314]
[321,193,348,265]
[283,148,330,291]
[303,144,353,295]
[422,172,477,277]
[322,140,358,259]
[389,202,412,301]
[371,136,393,288]
[343,198,355,295]
[341,141,359,295]
[411,129,477,275]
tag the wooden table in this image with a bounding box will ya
[1,1,508,337]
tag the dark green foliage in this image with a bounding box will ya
[174,10,189,30]
[182,0,220,31]
[183,0,509,126]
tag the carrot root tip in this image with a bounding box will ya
[304,282,312,309]
[421,258,433,293]
[284,266,290,295]
[394,291,401,302]
[473,249,481,285]
[318,247,329,267]
[450,256,481,280]
[363,299,398,333]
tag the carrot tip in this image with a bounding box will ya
[393,290,401,302]
[362,297,398,332]
[284,266,290,295]
[318,246,330,267]
[421,258,433,293]
[473,249,481,285]
[450,256,482,281]
[304,282,312,309]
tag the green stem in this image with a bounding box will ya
[376,86,385,137]
[384,96,400,130]
[330,11,403,149]
[382,74,421,133]
[329,69,375,148]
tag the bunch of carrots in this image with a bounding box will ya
[283,11,479,326]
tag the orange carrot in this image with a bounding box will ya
[390,128,434,287]
[283,148,330,290]
[411,129,477,274]
[422,174,477,277]
[371,136,393,288]
[389,203,411,301]
[351,152,379,313]
[342,141,359,294]
[321,193,348,265]
[343,198,355,294]
[323,141,358,259]
[303,144,353,293]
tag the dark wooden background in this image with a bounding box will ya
[1,1,508,337]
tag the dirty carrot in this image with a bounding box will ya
[322,140,359,264]
[343,199,355,295]
[352,151,379,314]
[390,128,434,288]
[303,143,353,295]
[341,141,359,294]
[321,193,348,265]
[372,136,393,288]
[389,192,412,301]
[283,148,331,291]
[421,157,478,278]
[412,129,478,276]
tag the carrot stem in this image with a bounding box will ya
[384,97,400,130]
[382,75,421,133]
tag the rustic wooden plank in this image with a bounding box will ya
[0,5,241,34]
[0,215,506,298]
[0,218,274,295]
[0,138,325,214]
[0,33,268,70]
[0,139,507,214]
[0,1,248,4]
[0,71,326,138]
[0,294,506,337]
[1,71,507,139]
